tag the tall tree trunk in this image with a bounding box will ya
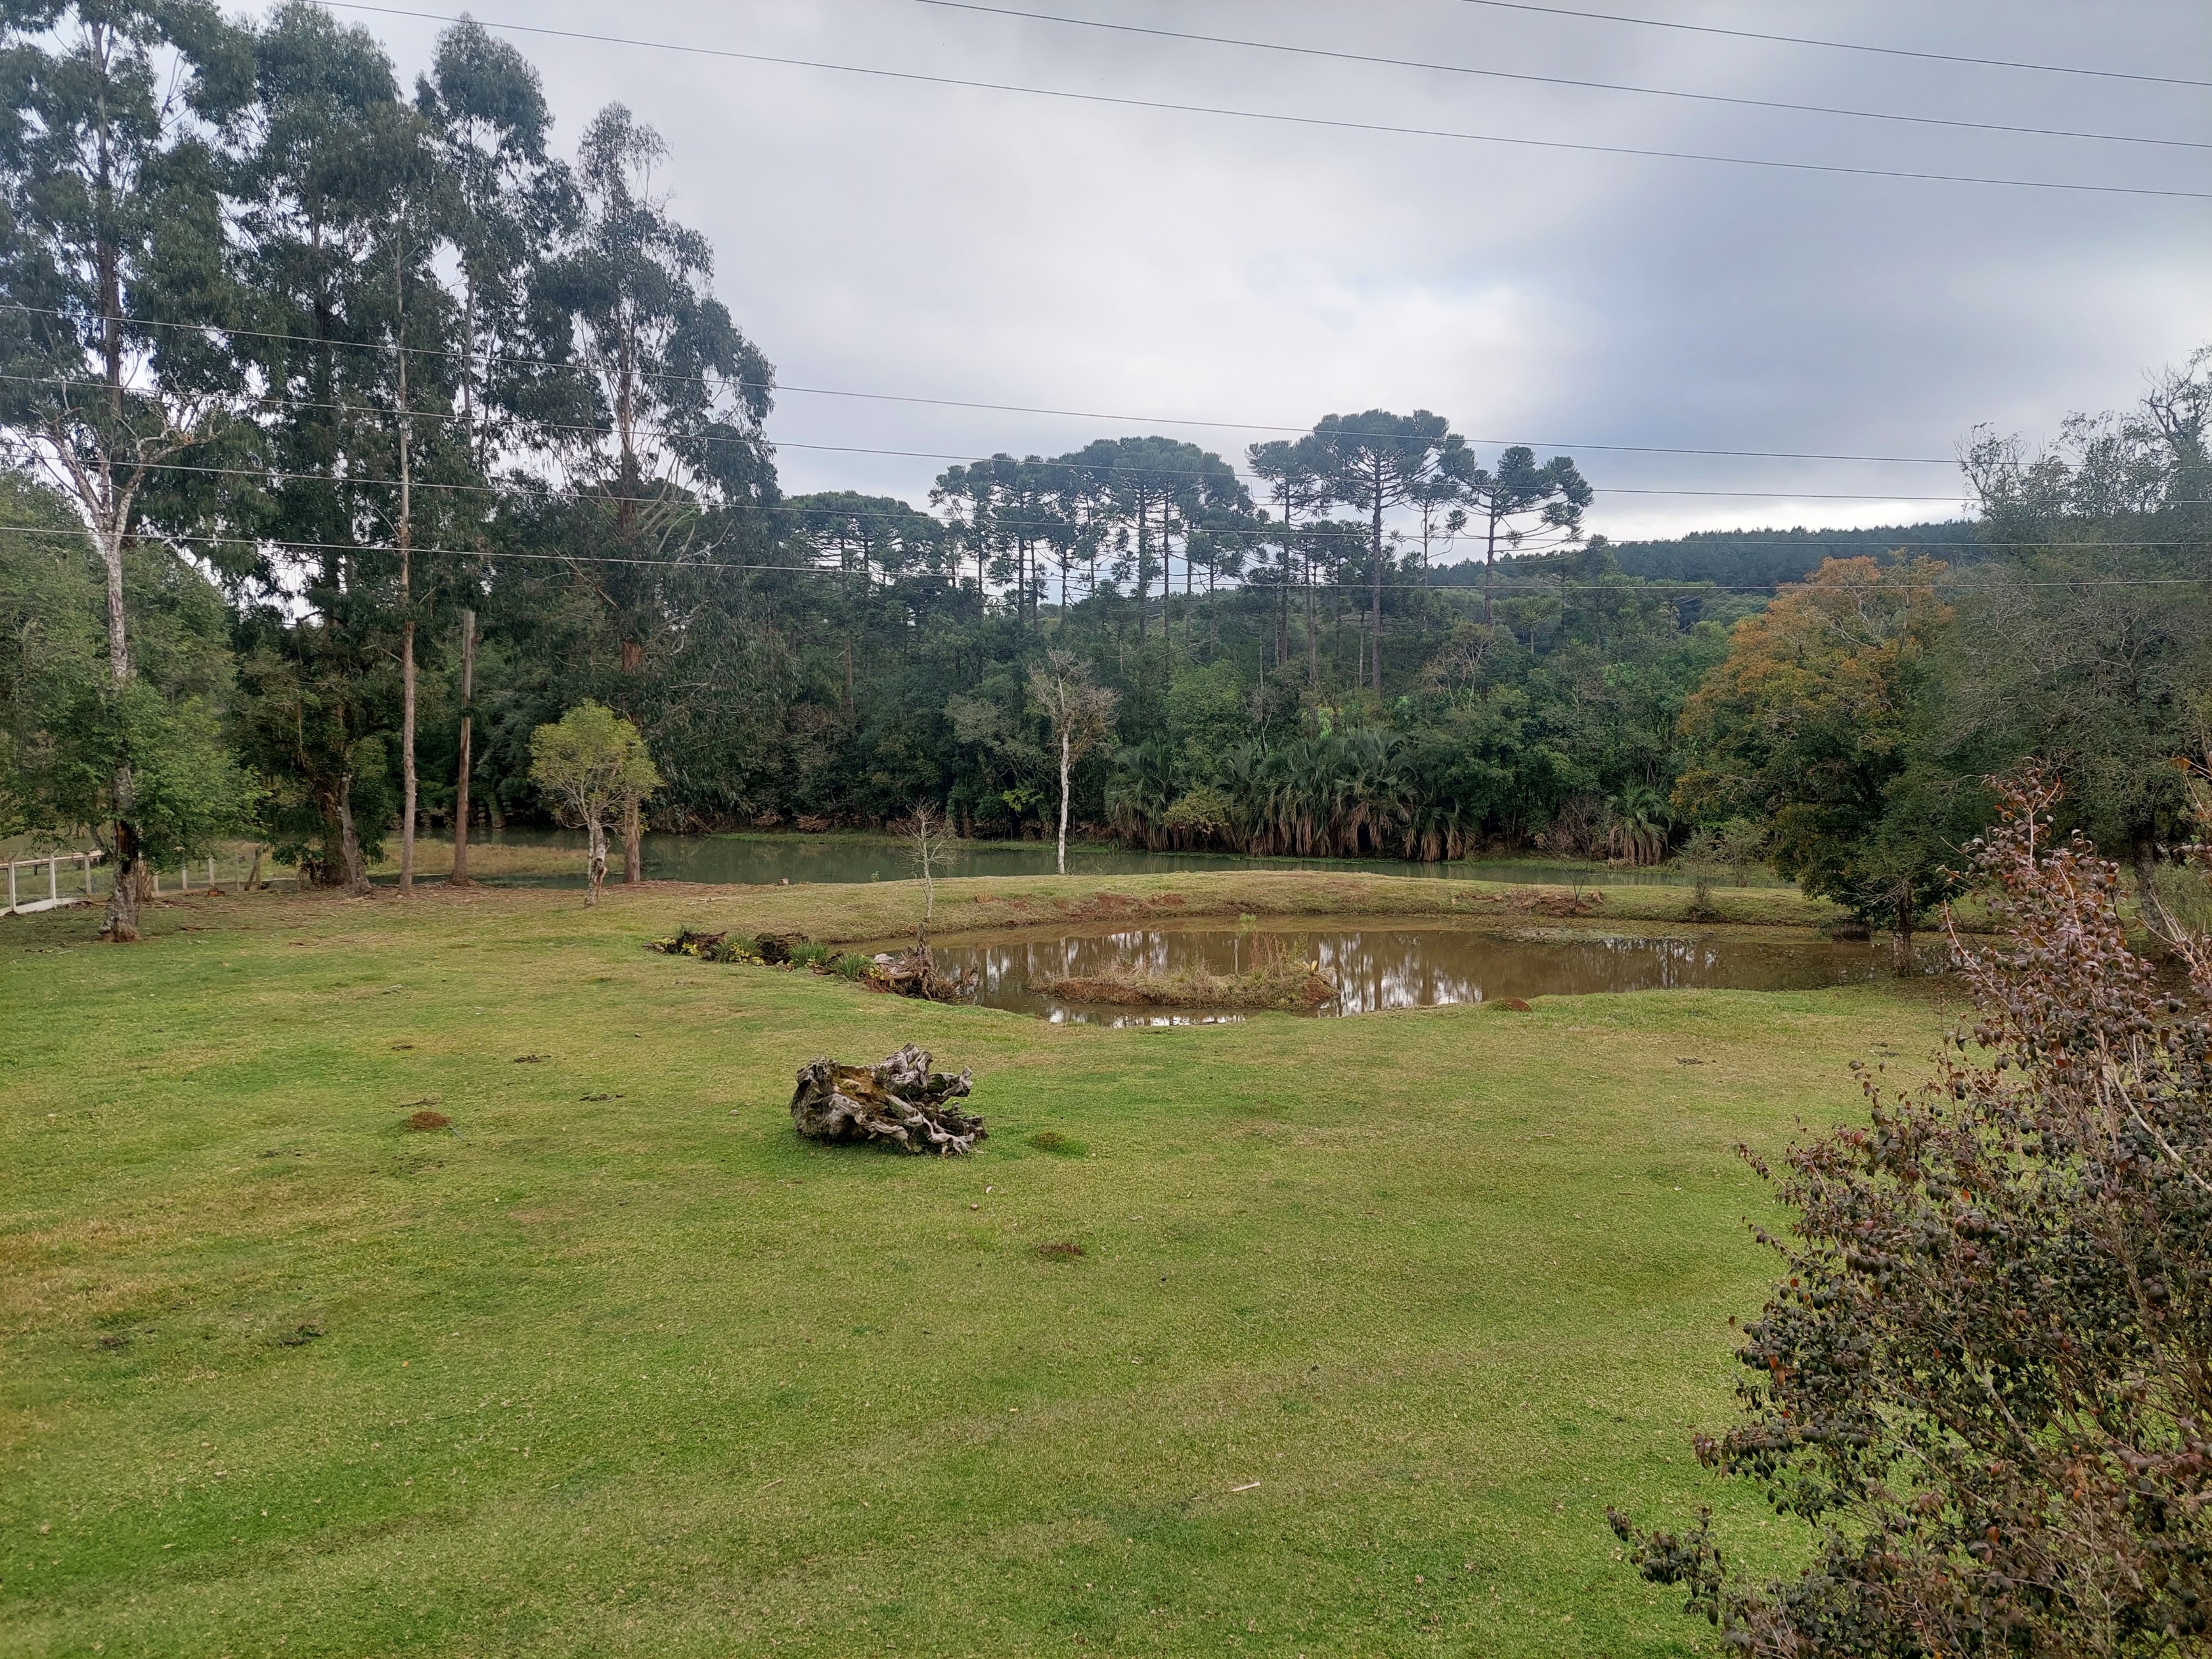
[587,818,607,907]
[623,790,643,884]
[449,607,476,886]
[1369,485,1385,695]
[1135,488,1149,653]
[337,778,371,896]
[1056,729,1072,876]
[400,609,417,890]
[1161,504,1174,695]
[395,246,417,892]
[1892,879,1915,975]
[1483,513,1500,627]
[1304,547,1319,687]
[94,516,142,940]
[92,136,144,940]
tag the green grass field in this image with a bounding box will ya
[1,873,1950,1656]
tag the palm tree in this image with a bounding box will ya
[1606,782,1672,866]
[1105,740,1179,850]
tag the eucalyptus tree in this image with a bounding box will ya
[0,0,254,937]
[1456,445,1591,623]
[233,1,459,892]
[415,15,570,884]
[1309,409,1468,694]
[535,100,776,878]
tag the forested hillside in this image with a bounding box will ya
[2,3,2208,943]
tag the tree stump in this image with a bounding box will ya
[790,1044,985,1155]
[866,936,977,1001]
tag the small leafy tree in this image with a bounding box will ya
[1028,649,1117,876]
[1676,818,1766,920]
[1612,770,2212,1656]
[35,681,254,880]
[1675,556,1957,947]
[527,702,659,906]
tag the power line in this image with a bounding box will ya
[0,306,1969,467]
[313,2,2212,201]
[1448,0,2212,91]
[910,0,2212,152]
[10,448,1982,507]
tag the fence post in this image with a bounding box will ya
[47,857,57,906]
[82,852,92,897]
[6,861,15,913]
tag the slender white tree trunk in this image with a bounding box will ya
[93,515,143,940]
[449,608,475,885]
[399,612,417,889]
[395,250,417,893]
[1057,729,1072,876]
[587,819,607,907]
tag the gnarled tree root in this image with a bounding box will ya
[790,1044,985,1155]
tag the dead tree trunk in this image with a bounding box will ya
[790,1045,984,1154]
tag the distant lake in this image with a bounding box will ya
[456,829,1788,890]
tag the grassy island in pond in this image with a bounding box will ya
[3,871,1942,1656]
[1040,948,1341,1012]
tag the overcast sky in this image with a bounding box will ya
[318,0,2209,545]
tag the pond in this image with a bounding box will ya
[917,918,1934,1025]
[461,829,1788,890]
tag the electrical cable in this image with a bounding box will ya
[908,0,2212,152]
[0,518,2197,573]
[1446,0,2212,91]
[6,448,1984,508]
[310,2,2212,200]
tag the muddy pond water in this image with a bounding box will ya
[918,918,1935,1025]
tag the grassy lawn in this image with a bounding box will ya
[1,874,1952,1656]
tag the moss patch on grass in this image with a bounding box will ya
[0,874,1950,1656]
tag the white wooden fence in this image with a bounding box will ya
[3,851,101,916]
[0,850,265,917]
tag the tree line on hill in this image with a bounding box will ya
[0,3,2207,950]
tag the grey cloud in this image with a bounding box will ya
[311,0,2211,541]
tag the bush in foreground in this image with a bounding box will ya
[1612,772,2212,1656]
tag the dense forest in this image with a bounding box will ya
[2,4,2208,943]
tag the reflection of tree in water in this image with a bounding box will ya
[934,925,1915,1023]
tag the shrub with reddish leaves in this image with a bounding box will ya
[1611,771,2212,1658]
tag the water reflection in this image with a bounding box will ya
[919,920,1936,1025]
